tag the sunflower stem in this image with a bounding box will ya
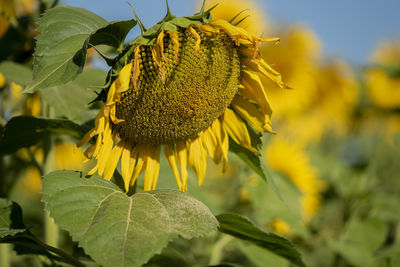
[209,235,234,265]
[0,244,11,267]
[42,103,59,250]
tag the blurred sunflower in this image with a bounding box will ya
[261,26,320,118]
[366,40,400,109]
[19,142,86,196]
[79,4,287,192]
[203,0,267,33]
[265,136,325,222]
[282,60,358,143]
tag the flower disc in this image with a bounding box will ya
[114,29,241,145]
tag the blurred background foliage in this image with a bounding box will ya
[1,0,399,266]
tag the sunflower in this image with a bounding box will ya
[366,40,400,109]
[265,136,325,222]
[78,3,286,192]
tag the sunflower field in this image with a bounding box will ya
[1,0,399,266]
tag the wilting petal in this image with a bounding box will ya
[222,109,258,154]
[188,136,207,186]
[231,95,274,133]
[165,144,183,191]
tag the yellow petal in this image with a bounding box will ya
[130,145,146,187]
[88,164,98,176]
[188,26,201,53]
[151,46,166,82]
[167,31,180,61]
[220,120,230,173]
[156,30,168,62]
[211,119,226,166]
[239,47,261,60]
[197,24,219,35]
[242,58,288,89]
[231,95,274,133]
[165,144,183,190]
[132,45,141,91]
[143,145,161,191]
[115,62,133,94]
[97,127,114,176]
[202,127,218,163]
[222,109,258,154]
[188,136,207,186]
[103,140,124,180]
[121,144,132,192]
[77,129,96,147]
[175,141,188,192]
[241,70,272,116]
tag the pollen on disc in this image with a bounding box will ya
[115,28,241,145]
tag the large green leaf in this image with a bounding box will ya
[0,116,85,154]
[0,199,26,238]
[25,6,136,93]
[42,171,218,267]
[0,62,32,86]
[216,213,305,267]
[40,69,106,124]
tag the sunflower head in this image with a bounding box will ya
[79,2,287,192]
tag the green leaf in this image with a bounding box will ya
[216,213,305,267]
[42,171,218,267]
[25,6,136,93]
[0,116,85,154]
[0,62,32,86]
[83,19,137,50]
[40,69,106,123]
[0,199,26,238]
[229,140,266,181]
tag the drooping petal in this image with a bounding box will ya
[241,58,288,89]
[121,143,132,192]
[132,45,141,91]
[130,145,146,187]
[104,140,124,180]
[97,127,114,176]
[156,30,168,62]
[220,119,230,173]
[143,144,161,191]
[240,70,272,116]
[231,95,274,133]
[197,24,220,35]
[167,31,180,61]
[175,141,188,192]
[188,136,207,186]
[222,109,258,154]
[151,46,166,82]
[202,126,219,163]
[188,26,201,53]
[115,62,134,94]
[165,144,183,191]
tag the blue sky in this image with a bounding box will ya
[62,0,400,65]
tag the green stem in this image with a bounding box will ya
[0,243,11,267]
[12,237,85,267]
[31,237,85,267]
[209,235,234,265]
[42,103,59,248]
